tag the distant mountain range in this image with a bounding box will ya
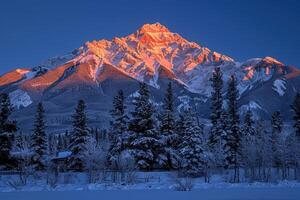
[1,23,299,132]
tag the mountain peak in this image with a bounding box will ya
[262,56,283,65]
[138,23,170,34]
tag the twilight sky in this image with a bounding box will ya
[0,0,299,75]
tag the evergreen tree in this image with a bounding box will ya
[209,67,224,147]
[292,92,300,141]
[240,109,257,174]
[31,103,48,170]
[220,109,229,135]
[128,83,159,170]
[158,82,179,169]
[108,90,129,168]
[174,113,185,146]
[13,132,24,152]
[271,111,283,168]
[224,75,241,182]
[0,93,17,133]
[179,108,205,177]
[291,92,300,179]
[241,110,256,137]
[271,111,283,134]
[68,100,89,171]
[0,93,17,168]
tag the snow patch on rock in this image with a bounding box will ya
[272,79,286,96]
[246,101,262,110]
[129,90,140,98]
[240,101,263,119]
[9,89,33,109]
[177,95,191,112]
[148,64,160,89]
[39,48,83,69]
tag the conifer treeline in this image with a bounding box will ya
[0,67,300,183]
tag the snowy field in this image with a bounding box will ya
[1,188,300,200]
[1,172,300,199]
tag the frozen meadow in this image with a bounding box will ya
[1,188,300,200]
[1,172,300,200]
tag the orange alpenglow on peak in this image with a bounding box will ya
[80,22,234,76]
[262,56,283,65]
[138,23,171,34]
[131,23,188,47]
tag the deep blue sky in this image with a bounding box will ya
[0,0,299,75]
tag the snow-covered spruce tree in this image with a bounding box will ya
[174,114,186,147]
[291,92,300,179]
[158,82,179,170]
[0,93,17,169]
[241,110,256,137]
[178,108,205,177]
[209,67,224,147]
[207,68,227,170]
[31,102,48,171]
[13,132,23,152]
[220,109,229,135]
[108,90,129,169]
[128,83,160,170]
[68,100,89,171]
[270,111,284,170]
[292,92,300,141]
[240,109,257,179]
[224,75,241,182]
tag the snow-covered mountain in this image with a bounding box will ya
[0,23,299,131]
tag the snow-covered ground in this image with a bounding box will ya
[1,188,300,200]
[1,171,300,200]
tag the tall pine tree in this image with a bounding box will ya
[158,82,179,169]
[0,93,17,169]
[178,108,205,177]
[209,67,224,147]
[271,111,283,168]
[291,92,300,179]
[128,83,159,170]
[224,75,241,183]
[108,90,129,168]
[68,100,89,171]
[31,102,48,170]
[241,110,256,137]
[292,92,300,141]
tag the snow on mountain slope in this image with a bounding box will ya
[273,79,287,96]
[38,47,84,70]
[0,23,235,97]
[0,23,298,123]
[9,89,33,108]
[1,23,288,98]
[82,23,235,91]
[240,101,264,119]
